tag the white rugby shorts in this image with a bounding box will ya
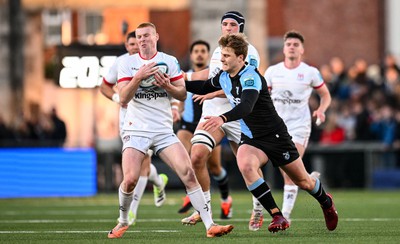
[287,125,311,148]
[198,116,241,145]
[121,132,180,156]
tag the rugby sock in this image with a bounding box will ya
[118,186,133,224]
[308,178,332,209]
[129,176,148,215]
[282,184,299,218]
[204,190,212,213]
[212,167,230,200]
[187,186,213,230]
[248,178,282,217]
[148,163,162,187]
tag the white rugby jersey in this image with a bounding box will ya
[103,53,129,133]
[103,53,129,87]
[202,43,260,116]
[264,62,324,133]
[118,52,183,134]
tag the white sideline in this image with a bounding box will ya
[0,230,180,234]
[1,217,400,224]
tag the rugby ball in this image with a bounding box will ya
[140,62,169,88]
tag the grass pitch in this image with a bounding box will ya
[1,190,399,243]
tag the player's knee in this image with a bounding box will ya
[237,162,255,177]
[180,167,197,186]
[190,150,210,170]
[191,130,216,152]
[123,174,138,189]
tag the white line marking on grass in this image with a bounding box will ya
[0,230,180,234]
[1,218,400,224]
[2,210,116,215]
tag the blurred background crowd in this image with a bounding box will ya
[309,54,400,168]
[0,104,66,147]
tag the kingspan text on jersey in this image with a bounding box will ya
[135,91,169,100]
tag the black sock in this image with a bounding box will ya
[216,174,230,200]
[309,178,332,209]
[250,181,281,217]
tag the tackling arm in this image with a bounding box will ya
[220,89,258,122]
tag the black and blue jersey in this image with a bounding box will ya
[186,65,286,139]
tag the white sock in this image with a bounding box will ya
[252,195,263,211]
[203,190,212,214]
[148,163,161,187]
[118,186,133,224]
[129,176,148,216]
[187,187,213,230]
[282,184,299,219]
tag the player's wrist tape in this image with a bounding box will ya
[219,115,227,123]
[112,93,120,103]
[171,105,179,111]
[186,72,192,81]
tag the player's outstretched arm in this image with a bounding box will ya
[185,68,210,81]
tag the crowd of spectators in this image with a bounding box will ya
[0,103,66,147]
[309,53,400,168]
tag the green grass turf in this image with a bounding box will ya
[0,190,399,243]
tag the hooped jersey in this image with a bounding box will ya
[202,43,260,116]
[117,52,183,134]
[264,62,324,133]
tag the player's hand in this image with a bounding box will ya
[192,94,208,104]
[192,93,216,104]
[313,110,326,126]
[203,116,224,132]
[134,62,158,81]
[154,71,171,88]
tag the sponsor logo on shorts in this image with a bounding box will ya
[123,135,130,143]
[283,151,290,160]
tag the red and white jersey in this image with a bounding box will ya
[103,53,129,86]
[118,52,183,134]
[264,62,324,134]
[102,53,129,134]
[202,43,260,116]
